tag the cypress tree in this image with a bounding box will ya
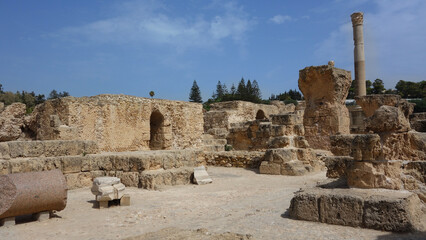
[189,80,202,103]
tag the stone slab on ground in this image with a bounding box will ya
[139,167,194,190]
[289,187,425,232]
[193,166,213,185]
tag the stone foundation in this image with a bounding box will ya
[289,188,425,232]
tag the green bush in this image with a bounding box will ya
[409,99,426,113]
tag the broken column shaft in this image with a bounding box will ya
[351,12,366,97]
[0,169,68,219]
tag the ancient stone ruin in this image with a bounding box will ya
[0,11,425,238]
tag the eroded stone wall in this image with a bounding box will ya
[28,94,204,152]
[204,100,292,133]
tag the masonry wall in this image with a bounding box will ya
[29,95,204,152]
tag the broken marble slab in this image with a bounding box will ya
[193,166,213,185]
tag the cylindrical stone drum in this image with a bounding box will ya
[0,169,68,219]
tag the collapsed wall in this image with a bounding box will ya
[27,94,204,152]
[298,64,351,150]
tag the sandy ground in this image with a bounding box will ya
[1,167,425,240]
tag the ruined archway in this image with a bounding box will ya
[256,110,266,120]
[149,111,165,150]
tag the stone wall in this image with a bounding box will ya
[28,94,204,152]
[298,64,351,150]
[0,149,204,189]
[204,100,292,132]
[410,112,426,132]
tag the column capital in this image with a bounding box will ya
[351,12,364,26]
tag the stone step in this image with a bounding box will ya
[206,128,228,139]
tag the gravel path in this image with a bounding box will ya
[1,167,425,240]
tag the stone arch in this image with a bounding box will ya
[256,110,266,120]
[149,110,165,150]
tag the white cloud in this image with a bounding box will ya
[269,15,292,24]
[315,0,426,87]
[52,1,255,51]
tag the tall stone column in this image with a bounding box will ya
[351,12,366,96]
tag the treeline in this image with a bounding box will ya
[0,84,70,113]
[191,78,266,110]
[348,79,425,99]
[269,89,302,105]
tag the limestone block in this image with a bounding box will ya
[0,103,26,141]
[65,172,92,189]
[259,161,281,175]
[363,193,423,232]
[296,148,315,163]
[9,159,44,173]
[330,134,355,156]
[289,191,319,222]
[0,160,9,174]
[264,149,297,164]
[270,114,301,125]
[0,169,67,219]
[8,141,45,158]
[43,140,80,157]
[350,134,381,161]
[366,106,410,133]
[116,171,140,187]
[84,140,99,154]
[381,132,426,161]
[89,155,113,171]
[61,156,83,174]
[324,156,353,178]
[267,136,291,149]
[193,166,213,185]
[139,167,193,190]
[319,193,364,227]
[294,136,309,148]
[0,142,10,160]
[293,125,305,136]
[281,161,309,176]
[346,161,403,190]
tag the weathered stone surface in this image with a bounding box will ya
[289,187,424,232]
[380,132,426,161]
[346,161,403,190]
[355,94,414,118]
[298,64,351,150]
[260,148,320,176]
[350,134,381,161]
[204,101,287,132]
[204,151,265,168]
[193,166,212,185]
[410,112,426,132]
[330,134,355,156]
[366,106,410,133]
[28,94,204,152]
[289,191,319,222]
[0,103,26,141]
[319,192,364,227]
[324,156,353,178]
[0,169,67,219]
[363,192,423,232]
[0,140,99,160]
[139,167,193,190]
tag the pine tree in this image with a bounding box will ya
[189,80,202,103]
[236,78,246,99]
[252,80,261,100]
[215,81,224,99]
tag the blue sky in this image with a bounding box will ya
[1,0,425,101]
